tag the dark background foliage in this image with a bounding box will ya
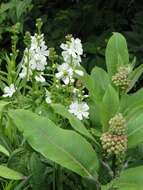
[0,0,143,73]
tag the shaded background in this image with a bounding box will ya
[0,0,143,73]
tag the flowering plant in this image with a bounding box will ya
[0,20,143,190]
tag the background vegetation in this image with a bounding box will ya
[1,0,143,73]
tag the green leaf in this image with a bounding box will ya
[127,112,143,148]
[51,104,96,143]
[0,144,9,156]
[29,153,47,190]
[0,165,24,180]
[90,66,110,101]
[80,66,109,101]
[0,101,9,116]
[101,85,119,131]
[128,64,143,92]
[9,109,99,178]
[105,32,129,78]
[120,88,143,118]
[112,166,143,189]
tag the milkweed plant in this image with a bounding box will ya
[0,19,143,190]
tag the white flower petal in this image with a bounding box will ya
[75,70,84,76]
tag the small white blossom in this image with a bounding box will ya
[3,84,16,97]
[19,65,32,79]
[68,101,89,120]
[60,37,83,66]
[45,90,52,104]
[19,33,49,80]
[55,63,74,85]
[35,75,45,82]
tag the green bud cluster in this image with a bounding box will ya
[24,32,31,49]
[100,113,127,156]
[109,113,127,135]
[36,18,43,34]
[101,133,127,156]
[112,66,130,90]
[48,48,58,62]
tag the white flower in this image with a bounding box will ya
[68,101,89,120]
[30,53,47,71]
[60,37,83,66]
[20,33,49,78]
[55,63,74,85]
[45,90,52,104]
[19,65,32,79]
[35,75,45,82]
[3,84,16,97]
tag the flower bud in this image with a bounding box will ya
[112,66,130,90]
[109,113,127,135]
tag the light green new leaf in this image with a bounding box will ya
[127,112,143,148]
[9,109,99,178]
[101,85,119,131]
[51,104,96,143]
[105,32,129,78]
[0,165,24,180]
[0,144,9,156]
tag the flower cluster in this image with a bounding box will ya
[54,35,89,120]
[112,66,130,91]
[109,113,127,135]
[101,133,127,155]
[19,33,49,82]
[100,113,127,156]
[4,28,89,121]
[55,36,84,85]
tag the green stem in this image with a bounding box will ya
[56,165,63,190]
[53,163,56,190]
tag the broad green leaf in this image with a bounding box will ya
[112,166,143,190]
[102,166,143,190]
[9,109,99,178]
[128,64,143,92]
[90,66,110,101]
[80,66,110,101]
[101,85,119,131]
[0,165,24,180]
[88,99,101,127]
[105,32,129,78]
[0,144,9,156]
[51,104,96,143]
[120,88,143,117]
[127,112,143,148]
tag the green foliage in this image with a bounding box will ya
[0,10,143,188]
[9,109,99,178]
[51,104,96,143]
[0,165,24,180]
[105,32,129,78]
